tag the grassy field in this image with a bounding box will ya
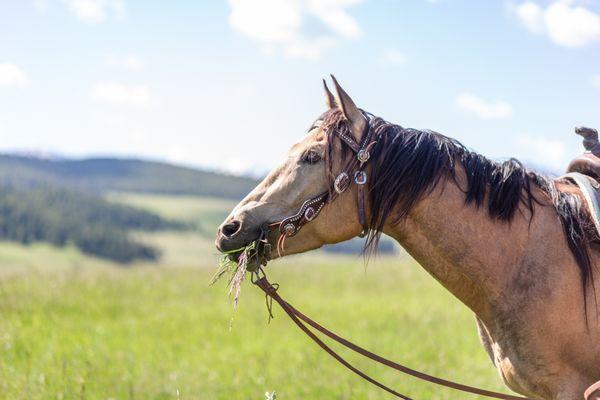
[0,193,511,400]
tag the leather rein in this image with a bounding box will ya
[251,269,530,400]
[251,116,533,400]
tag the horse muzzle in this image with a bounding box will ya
[215,217,259,253]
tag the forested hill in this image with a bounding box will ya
[0,185,186,263]
[0,155,259,199]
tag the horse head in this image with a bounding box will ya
[215,77,370,266]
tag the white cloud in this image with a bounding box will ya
[0,63,29,87]
[379,50,407,67]
[227,0,362,60]
[106,55,144,71]
[307,0,362,38]
[513,1,600,48]
[63,0,125,23]
[229,0,301,43]
[456,93,513,119]
[90,82,152,107]
[515,1,544,33]
[592,74,600,88]
[515,134,567,170]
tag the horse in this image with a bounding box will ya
[215,76,600,400]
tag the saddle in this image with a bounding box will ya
[567,127,600,180]
[564,126,600,239]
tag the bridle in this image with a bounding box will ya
[247,114,538,400]
[266,112,377,246]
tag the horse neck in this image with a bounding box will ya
[382,167,532,319]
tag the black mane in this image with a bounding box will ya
[321,109,595,303]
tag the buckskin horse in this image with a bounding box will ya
[215,76,600,400]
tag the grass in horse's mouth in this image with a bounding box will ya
[211,240,260,310]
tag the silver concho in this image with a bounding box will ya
[304,206,316,221]
[354,171,367,185]
[283,223,296,236]
[334,172,350,194]
[357,149,370,163]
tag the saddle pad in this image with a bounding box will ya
[560,172,600,235]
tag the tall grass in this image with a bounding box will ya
[0,256,507,399]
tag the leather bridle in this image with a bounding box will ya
[266,113,377,243]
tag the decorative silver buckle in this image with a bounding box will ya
[354,171,367,185]
[334,172,350,194]
[357,149,370,163]
[304,206,316,221]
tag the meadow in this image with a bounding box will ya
[0,194,510,399]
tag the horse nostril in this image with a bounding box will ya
[221,220,241,238]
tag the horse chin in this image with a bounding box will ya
[246,251,268,272]
[226,251,242,263]
[224,228,293,272]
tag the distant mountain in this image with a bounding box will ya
[0,154,259,199]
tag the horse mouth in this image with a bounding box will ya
[225,237,271,272]
[226,251,242,262]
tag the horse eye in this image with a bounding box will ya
[302,150,322,164]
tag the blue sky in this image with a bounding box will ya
[0,0,599,175]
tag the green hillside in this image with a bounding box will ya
[0,154,258,199]
[0,186,186,263]
[0,153,259,263]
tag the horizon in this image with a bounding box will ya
[0,138,560,180]
[0,150,263,178]
[1,1,599,176]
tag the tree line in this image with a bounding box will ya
[0,185,186,263]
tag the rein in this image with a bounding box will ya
[251,267,532,400]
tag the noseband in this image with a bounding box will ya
[267,115,377,241]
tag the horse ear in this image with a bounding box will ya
[330,75,366,142]
[323,79,336,110]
